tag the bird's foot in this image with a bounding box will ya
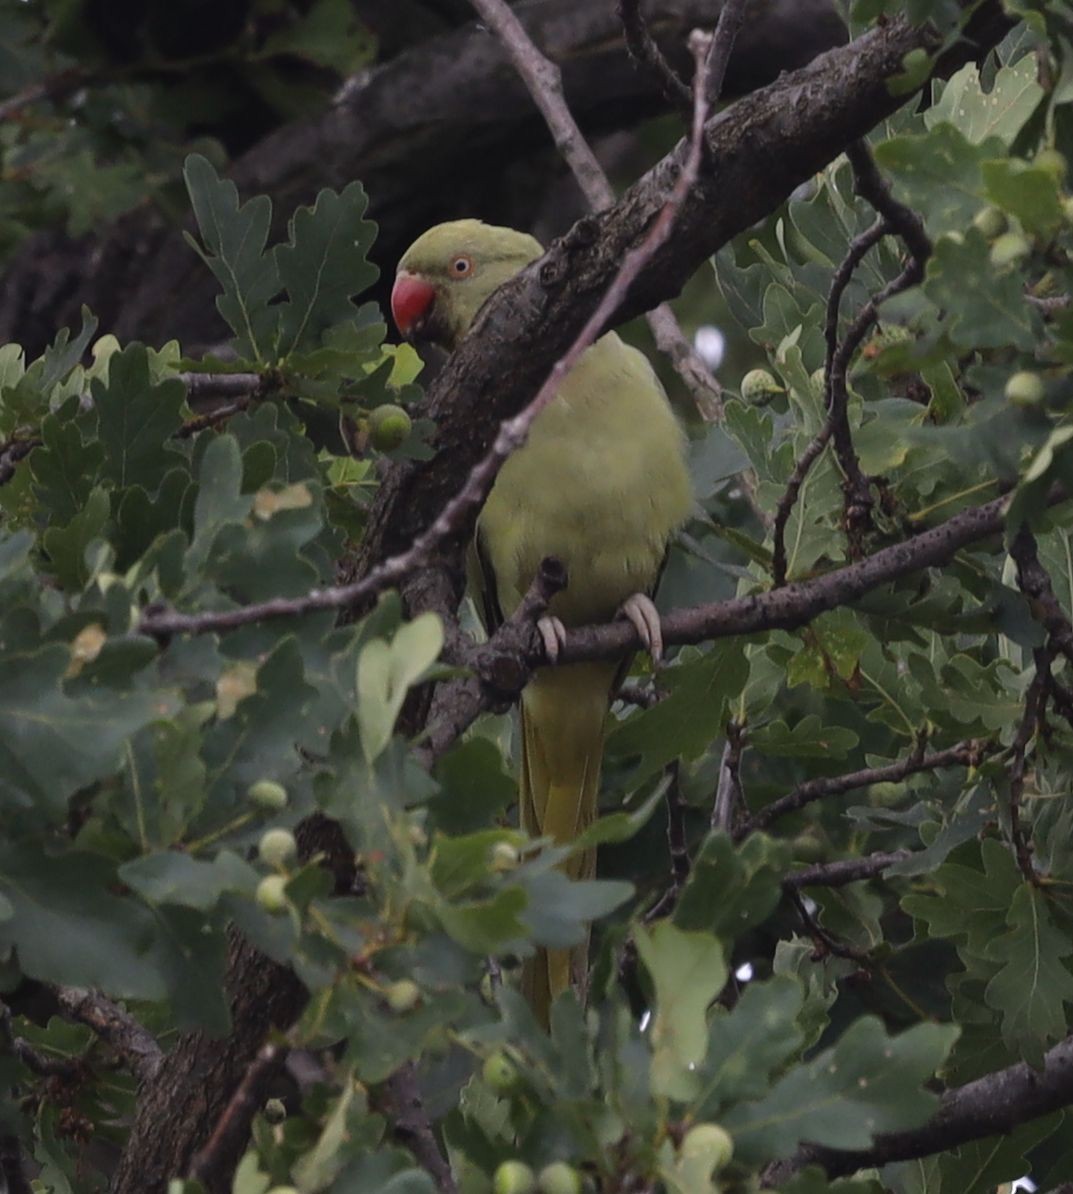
[537,615,568,663]
[619,593,663,665]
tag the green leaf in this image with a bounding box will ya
[692,975,805,1115]
[118,850,258,911]
[926,58,1043,146]
[874,125,1000,235]
[635,920,727,1100]
[356,612,444,762]
[674,832,790,941]
[517,869,632,949]
[0,643,176,823]
[0,846,165,999]
[923,229,1039,351]
[93,343,187,490]
[724,1017,958,1162]
[983,884,1073,1067]
[188,434,252,570]
[749,715,858,759]
[982,158,1065,235]
[41,485,109,588]
[30,409,105,527]
[261,0,375,74]
[275,182,379,357]
[182,154,279,361]
[605,642,748,784]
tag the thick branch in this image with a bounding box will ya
[352,2,1009,593]
[56,986,163,1083]
[765,1033,1073,1183]
[187,1044,289,1188]
[556,490,1051,664]
[0,0,846,357]
[467,0,727,420]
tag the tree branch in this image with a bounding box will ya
[764,1033,1073,1184]
[351,2,1009,599]
[0,0,848,358]
[467,0,727,423]
[784,850,911,889]
[381,1062,458,1194]
[738,738,987,839]
[55,986,163,1083]
[1011,524,1073,670]
[187,1043,289,1188]
[617,0,692,111]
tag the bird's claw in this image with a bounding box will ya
[619,593,664,665]
[537,615,568,663]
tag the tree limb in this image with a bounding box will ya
[739,739,987,838]
[350,2,1009,598]
[55,986,163,1084]
[0,0,847,357]
[763,1032,1073,1184]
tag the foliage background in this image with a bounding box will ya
[3,2,1073,1193]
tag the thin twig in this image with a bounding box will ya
[666,763,691,888]
[467,0,728,424]
[784,850,911,889]
[0,437,39,486]
[1011,525,1073,670]
[1007,645,1051,883]
[187,1043,288,1186]
[787,887,870,962]
[616,0,692,111]
[711,720,744,830]
[1,1002,81,1078]
[383,1062,458,1193]
[738,739,986,839]
[55,987,162,1083]
[701,0,747,107]
[0,70,87,122]
[771,143,932,584]
[617,680,663,709]
[845,140,931,264]
[138,37,717,644]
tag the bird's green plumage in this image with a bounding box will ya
[397,220,693,1021]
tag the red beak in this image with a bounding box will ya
[391,271,437,338]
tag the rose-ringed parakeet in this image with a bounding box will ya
[391,220,692,1022]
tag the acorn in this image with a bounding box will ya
[256,875,289,915]
[493,1160,536,1194]
[1005,370,1045,408]
[538,1161,583,1194]
[368,403,413,451]
[384,979,422,1014]
[740,368,784,405]
[258,828,298,869]
[972,205,1008,240]
[989,232,1031,269]
[247,780,288,812]
[482,1050,521,1095]
[680,1122,734,1171]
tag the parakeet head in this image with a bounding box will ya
[391,219,543,348]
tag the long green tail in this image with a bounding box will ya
[518,662,616,1026]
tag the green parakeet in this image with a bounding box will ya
[392,220,692,1022]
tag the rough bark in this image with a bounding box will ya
[351,3,1011,590]
[0,0,845,357]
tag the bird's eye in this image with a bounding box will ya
[450,255,473,277]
